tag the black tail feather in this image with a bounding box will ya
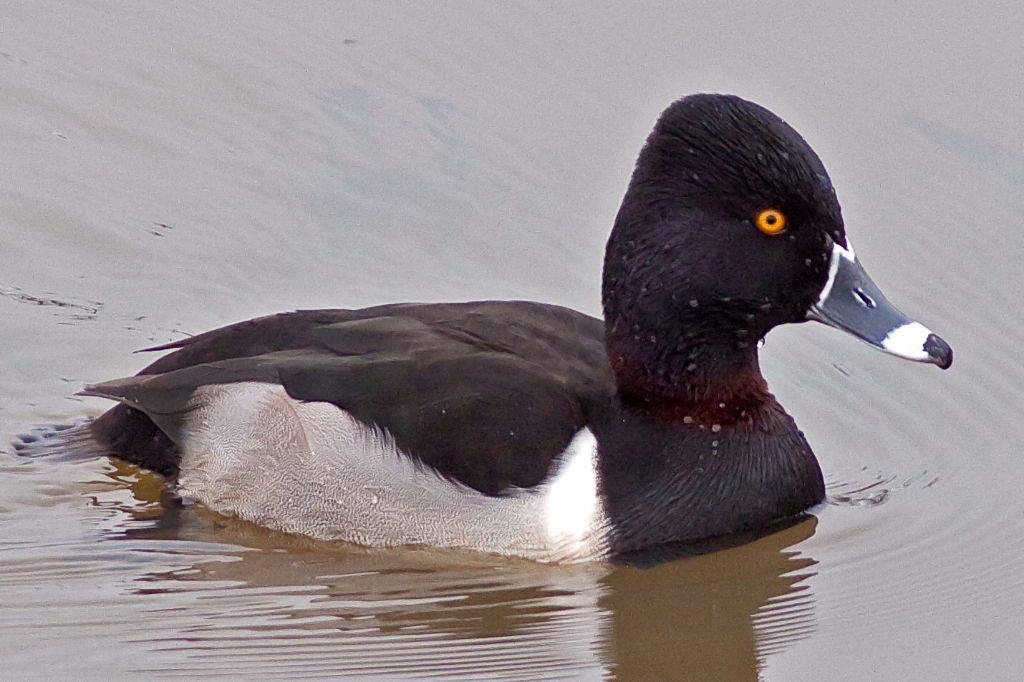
[89,404,180,479]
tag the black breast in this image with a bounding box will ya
[591,398,825,554]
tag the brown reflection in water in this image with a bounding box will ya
[604,519,818,682]
[97,459,816,681]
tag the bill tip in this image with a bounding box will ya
[925,333,953,369]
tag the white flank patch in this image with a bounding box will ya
[176,383,610,562]
[543,428,604,554]
[881,321,933,361]
[814,238,857,308]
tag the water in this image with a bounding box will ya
[3,2,1023,679]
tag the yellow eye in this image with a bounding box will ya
[756,208,787,235]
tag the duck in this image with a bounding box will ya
[65,94,952,563]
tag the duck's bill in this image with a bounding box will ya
[807,240,952,369]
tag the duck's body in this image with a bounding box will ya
[60,94,951,562]
[84,301,822,561]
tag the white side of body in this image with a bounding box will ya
[175,382,610,563]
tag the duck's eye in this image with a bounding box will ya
[755,208,787,235]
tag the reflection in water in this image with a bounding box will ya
[89,460,818,681]
[605,520,817,682]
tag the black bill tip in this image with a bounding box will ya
[924,333,953,370]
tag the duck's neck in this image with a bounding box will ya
[603,293,769,414]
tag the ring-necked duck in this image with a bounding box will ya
[53,94,954,562]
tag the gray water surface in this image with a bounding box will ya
[3,2,1023,680]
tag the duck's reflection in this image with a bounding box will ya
[99,459,817,681]
[604,520,817,682]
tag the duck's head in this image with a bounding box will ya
[603,94,951,402]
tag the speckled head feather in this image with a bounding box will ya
[630,94,844,233]
[603,94,847,402]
